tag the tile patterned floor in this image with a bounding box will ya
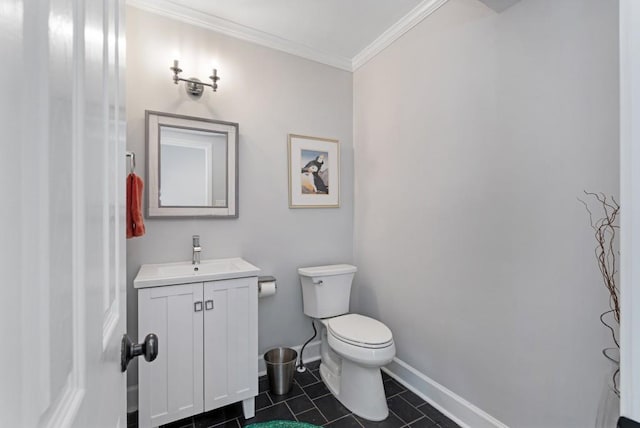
[127,361,459,428]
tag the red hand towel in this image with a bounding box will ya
[126,173,146,238]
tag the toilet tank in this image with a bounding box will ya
[298,264,357,318]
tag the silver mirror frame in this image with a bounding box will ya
[145,110,239,218]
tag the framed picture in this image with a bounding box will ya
[288,134,340,208]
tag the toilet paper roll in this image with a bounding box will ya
[258,281,276,298]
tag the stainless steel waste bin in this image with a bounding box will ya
[264,347,298,395]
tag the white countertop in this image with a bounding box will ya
[134,257,261,289]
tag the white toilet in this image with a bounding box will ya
[298,264,395,421]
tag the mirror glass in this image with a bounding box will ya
[159,126,227,207]
[146,111,238,218]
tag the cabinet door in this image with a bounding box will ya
[138,284,204,428]
[203,277,258,411]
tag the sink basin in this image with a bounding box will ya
[134,257,261,288]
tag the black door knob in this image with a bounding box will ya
[121,333,158,372]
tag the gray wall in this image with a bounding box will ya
[126,6,353,392]
[352,0,619,427]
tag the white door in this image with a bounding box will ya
[0,0,128,427]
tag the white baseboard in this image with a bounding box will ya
[382,358,508,428]
[258,340,322,376]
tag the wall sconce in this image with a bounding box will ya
[170,59,220,98]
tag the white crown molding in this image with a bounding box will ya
[478,0,521,13]
[351,0,450,71]
[126,0,352,71]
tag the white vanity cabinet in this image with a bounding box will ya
[134,259,260,428]
[203,278,258,412]
[138,283,204,427]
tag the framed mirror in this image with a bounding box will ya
[146,111,238,218]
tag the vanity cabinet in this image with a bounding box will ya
[137,276,258,428]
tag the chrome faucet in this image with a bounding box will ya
[192,235,201,265]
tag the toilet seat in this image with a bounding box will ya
[327,314,393,349]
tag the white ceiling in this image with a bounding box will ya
[127,0,521,71]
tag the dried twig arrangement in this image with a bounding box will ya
[579,191,620,396]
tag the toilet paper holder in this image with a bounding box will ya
[258,276,277,295]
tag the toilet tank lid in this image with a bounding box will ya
[298,264,357,277]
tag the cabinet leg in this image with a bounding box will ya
[242,397,255,419]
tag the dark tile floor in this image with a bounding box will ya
[127,361,459,428]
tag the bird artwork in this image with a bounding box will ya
[289,135,339,208]
[301,164,318,193]
[301,152,328,194]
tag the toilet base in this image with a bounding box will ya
[318,326,390,421]
[337,359,389,421]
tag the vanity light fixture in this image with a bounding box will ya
[170,59,220,98]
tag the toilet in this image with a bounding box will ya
[298,264,395,421]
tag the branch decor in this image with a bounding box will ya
[579,191,620,396]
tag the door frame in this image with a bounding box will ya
[620,0,640,420]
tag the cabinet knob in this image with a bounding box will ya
[205,300,214,310]
[121,333,159,372]
[194,301,203,312]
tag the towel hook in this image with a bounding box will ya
[126,151,136,174]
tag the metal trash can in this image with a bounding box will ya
[264,347,298,395]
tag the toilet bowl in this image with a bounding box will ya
[298,265,395,421]
[326,314,395,367]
